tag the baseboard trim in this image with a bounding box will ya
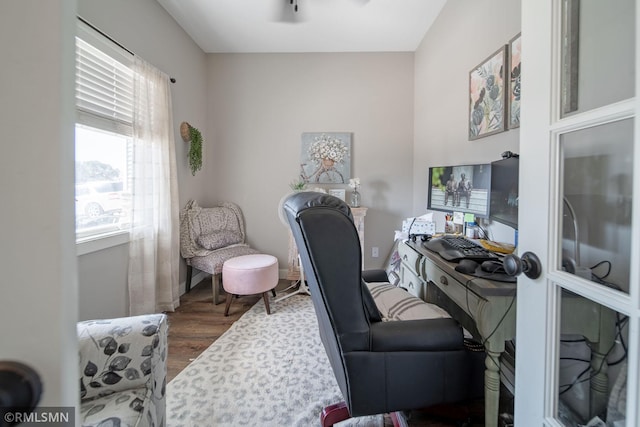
[180,270,209,295]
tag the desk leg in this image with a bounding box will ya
[484,350,501,427]
[589,343,609,419]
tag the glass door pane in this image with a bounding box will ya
[558,119,634,294]
[561,0,635,117]
[558,119,633,293]
[557,290,628,425]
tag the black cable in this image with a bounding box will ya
[588,259,624,291]
[460,276,517,381]
[559,328,620,395]
[482,294,516,346]
[558,359,591,394]
[608,313,628,366]
[617,314,628,355]
[590,260,612,279]
[560,308,629,396]
[559,364,591,395]
[407,217,416,238]
[560,337,586,343]
[590,272,622,291]
[559,357,590,363]
[476,222,490,240]
[608,354,627,367]
[464,278,474,315]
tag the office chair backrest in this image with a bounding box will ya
[283,192,382,403]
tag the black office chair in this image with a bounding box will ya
[283,192,483,426]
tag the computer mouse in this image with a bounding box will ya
[481,260,506,274]
[455,259,479,274]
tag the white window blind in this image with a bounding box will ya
[76,20,134,136]
[75,19,134,245]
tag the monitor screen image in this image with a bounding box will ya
[427,163,491,217]
[489,157,519,229]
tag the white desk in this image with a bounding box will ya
[402,241,515,427]
[400,240,617,426]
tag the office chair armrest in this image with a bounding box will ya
[370,318,463,352]
[361,269,389,283]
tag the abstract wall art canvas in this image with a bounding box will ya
[508,33,522,129]
[469,46,507,140]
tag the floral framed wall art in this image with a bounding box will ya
[469,46,507,140]
[300,132,351,184]
[508,33,522,129]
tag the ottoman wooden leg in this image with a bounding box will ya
[262,292,271,315]
[224,293,233,316]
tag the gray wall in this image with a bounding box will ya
[206,53,415,275]
[0,0,78,407]
[77,0,207,319]
[414,0,521,243]
[76,2,414,318]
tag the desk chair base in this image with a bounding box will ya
[320,402,404,427]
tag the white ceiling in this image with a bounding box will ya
[156,0,447,53]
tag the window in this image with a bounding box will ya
[75,125,131,240]
[75,20,133,243]
[74,18,179,311]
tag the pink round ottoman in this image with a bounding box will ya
[222,254,279,316]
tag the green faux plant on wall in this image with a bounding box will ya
[188,126,203,176]
[181,122,203,176]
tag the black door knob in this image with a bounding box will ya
[0,361,42,426]
[503,252,542,279]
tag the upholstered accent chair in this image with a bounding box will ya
[283,192,483,427]
[78,313,168,427]
[179,199,259,304]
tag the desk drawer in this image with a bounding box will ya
[426,281,480,341]
[400,262,424,299]
[398,241,423,275]
[423,260,484,318]
[421,251,517,354]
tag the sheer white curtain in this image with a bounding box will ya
[128,57,180,315]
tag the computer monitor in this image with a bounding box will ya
[489,157,519,229]
[427,163,491,217]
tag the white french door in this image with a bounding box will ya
[516,0,639,426]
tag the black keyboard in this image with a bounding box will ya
[423,235,499,263]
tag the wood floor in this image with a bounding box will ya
[165,277,491,426]
[166,276,278,381]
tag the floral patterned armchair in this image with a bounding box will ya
[78,313,168,427]
[179,199,259,304]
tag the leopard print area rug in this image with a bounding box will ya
[167,295,382,426]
